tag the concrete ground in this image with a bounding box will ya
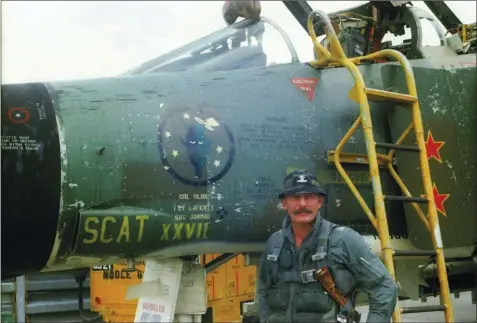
[357,291,476,322]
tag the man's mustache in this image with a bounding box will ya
[293,208,313,215]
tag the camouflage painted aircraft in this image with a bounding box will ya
[2,0,476,321]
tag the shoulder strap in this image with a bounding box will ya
[312,219,339,268]
[263,229,286,286]
[266,229,286,262]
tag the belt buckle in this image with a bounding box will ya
[300,269,316,283]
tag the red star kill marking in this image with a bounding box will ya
[425,130,445,163]
[421,183,450,217]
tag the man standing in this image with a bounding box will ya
[257,170,398,323]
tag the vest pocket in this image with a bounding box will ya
[294,287,333,313]
[266,287,290,310]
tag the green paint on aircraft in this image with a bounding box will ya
[1,1,475,303]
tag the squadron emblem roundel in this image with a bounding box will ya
[157,108,235,186]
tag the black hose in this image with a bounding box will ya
[74,269,102,322]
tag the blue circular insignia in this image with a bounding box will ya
[157,108,235,186]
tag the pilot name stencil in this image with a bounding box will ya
[178,193,208,200]
[173,203,213,222]
[174,192,214,222]
[174,204,214,212]
[158,108,235,187]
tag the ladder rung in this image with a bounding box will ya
[365,88,417,105]
[393,249,437,257]
[401,305,446,314]
[327,151,390,167]
[375,142,420,152]
[383,195,428,203]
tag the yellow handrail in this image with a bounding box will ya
[333,116,378,230]
[306,10,401,321]
[305,9,454,323]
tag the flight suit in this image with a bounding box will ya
[258,215,398,323]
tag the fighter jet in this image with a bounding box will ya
[2,1,476,320]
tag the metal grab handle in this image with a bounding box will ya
[407,6,446,46]
[306,9,349,61]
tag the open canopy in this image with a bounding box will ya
[123,1,474,75]
[123,16,299,76]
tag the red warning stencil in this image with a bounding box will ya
[290,77,318,102]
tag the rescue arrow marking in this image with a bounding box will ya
[425,130,445,163]
[290,77,318,102]
[421,183,450,217]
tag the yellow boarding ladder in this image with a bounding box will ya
[305,9,454,323]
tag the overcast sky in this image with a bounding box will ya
[2,1,475,84]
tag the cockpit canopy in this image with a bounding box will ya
[123,17,299,76]
[123,0,475,76]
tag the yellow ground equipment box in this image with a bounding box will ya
[89,254,256,323]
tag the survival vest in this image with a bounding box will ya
[264,217,358,318]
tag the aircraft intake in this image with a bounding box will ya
[1,83,62,279]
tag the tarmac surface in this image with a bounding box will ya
[357,291,476,322]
